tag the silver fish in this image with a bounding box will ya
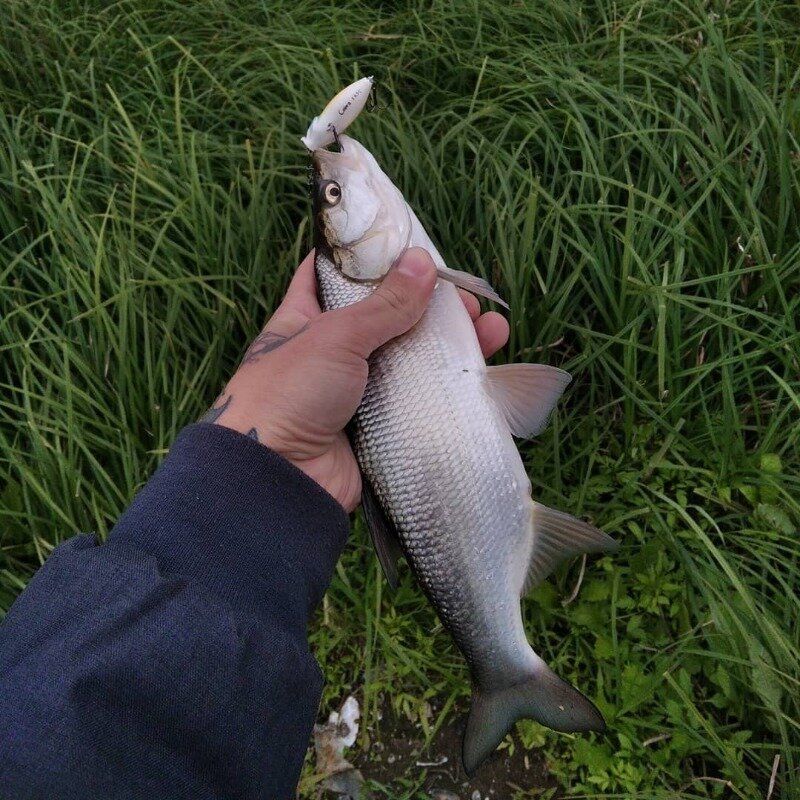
[311,135,618,774]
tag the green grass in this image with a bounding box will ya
[1,0,799,796]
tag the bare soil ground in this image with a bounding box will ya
[351,702,556,798]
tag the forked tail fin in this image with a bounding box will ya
[462,660,606,775]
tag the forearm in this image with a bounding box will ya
[0,424,349,800]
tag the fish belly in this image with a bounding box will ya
[315,253,534,686]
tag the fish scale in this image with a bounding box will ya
[315,251,533,684]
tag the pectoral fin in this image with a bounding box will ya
[361,478,404,590]
[486,363,571,438]
[523,503,618,594]
[436,265,509,309]
[404,203,508,308]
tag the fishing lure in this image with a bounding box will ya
[301,76,374,151]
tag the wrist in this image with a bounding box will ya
[202,392,284,452]
[109,423,350,625]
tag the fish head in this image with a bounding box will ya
[312,135,412,281]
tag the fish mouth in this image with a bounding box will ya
[309,154,335,260]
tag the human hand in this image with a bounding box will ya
[203,248,510,512]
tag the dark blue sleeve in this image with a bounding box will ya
[0,423,350,800]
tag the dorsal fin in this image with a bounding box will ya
[361,478,404,590]
[486,364,571,438]
[523,503,618,594]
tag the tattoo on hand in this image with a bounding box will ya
[201,394,232,423]
[200,397,260,444]
[200,321,307,435]
[241,323,309,365]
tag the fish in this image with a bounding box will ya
[310,133,619,774]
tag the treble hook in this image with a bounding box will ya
[366,79,386,112]
[328,124,344,152]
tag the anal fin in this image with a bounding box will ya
[524,503,618,594]
[361,478,404,590]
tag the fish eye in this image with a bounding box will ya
[322,181,342,207]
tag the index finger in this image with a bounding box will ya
[458,288,480,321]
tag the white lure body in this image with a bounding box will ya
[301,76,374,151]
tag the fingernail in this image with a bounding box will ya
[396,248,434,280]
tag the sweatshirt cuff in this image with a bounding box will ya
[107,423,350,632]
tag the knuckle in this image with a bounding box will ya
[376,283,414,323]
[316,312,364,354]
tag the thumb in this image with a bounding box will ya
[332,248,438,357]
